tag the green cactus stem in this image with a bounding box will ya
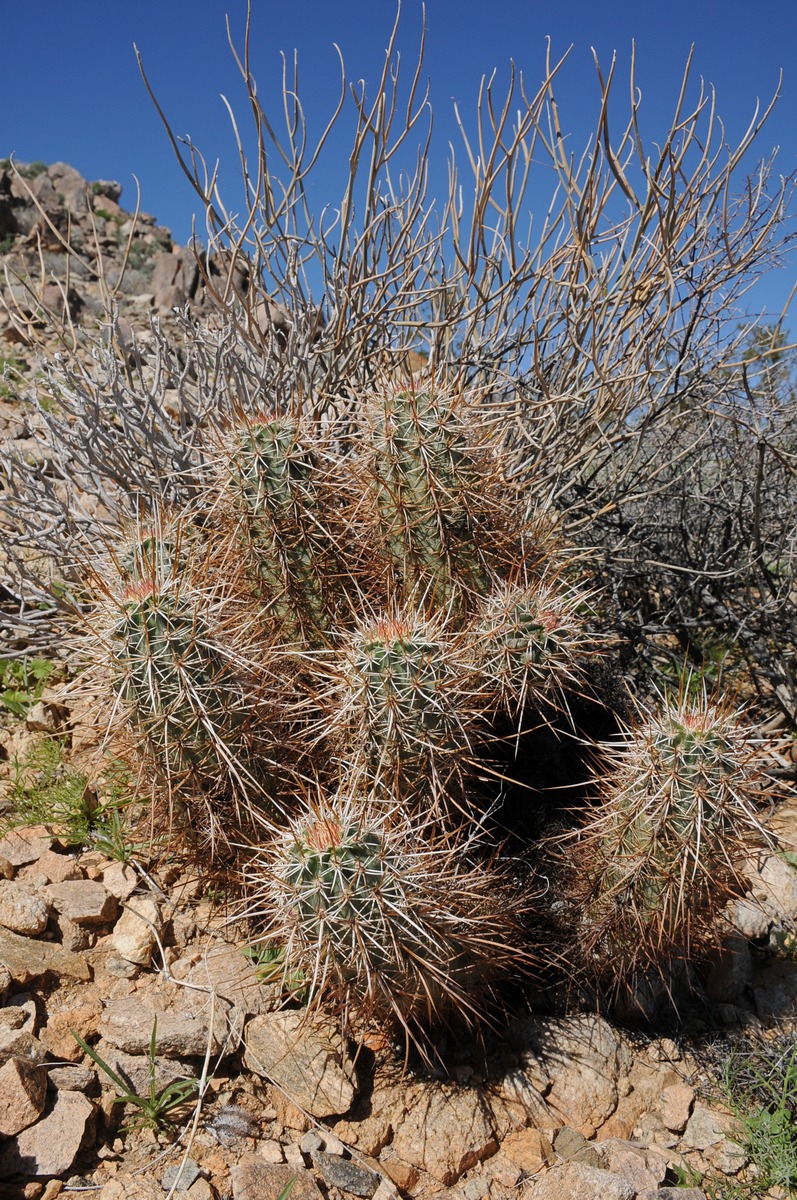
[365,385,492,608]
[224,414,339,644]
[573,689,767,973]
[251,792,530,1047]
[330,610,469,816]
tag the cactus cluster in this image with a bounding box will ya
[78,379,769,1051]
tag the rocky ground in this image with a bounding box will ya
[2,160,797,1200]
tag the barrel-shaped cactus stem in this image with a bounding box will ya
[568,687,768,978]
[361,384,495,609]
[223,412,341,645]
[99,566,282,845]
[246,791,532,1054]
[470,578,594,719]
[326,609,472,817]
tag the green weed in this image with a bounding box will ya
[5,739,149,861]
[72,1019,200,1132]
[721,1034,797,1195]
[0,657,55,717]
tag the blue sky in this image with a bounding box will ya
[3,0,796,315]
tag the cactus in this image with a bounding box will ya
[327,610,470,817]
[100,549,282,844]
[469,578,592,717]
[251,792,529,1046]
[362,384,494,609]
[570,689,767,975]
[70,379,776,1044]
[223,413,340,645]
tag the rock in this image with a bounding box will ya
[187,1181,213,1200]
[97,1180,163,1200]
[332,1071,408,1156]
[185,943,278,1017]
[41,1002,103,1061]
[749,853,797,921]
[527,1015,633,1136]
[0,1028,46,1066]
[21,849,82,884]
[659,1082,695,1133]
[98,993,228,1058]
[244,1010,356,1118]
[0,827,52,866]
[599,1139,665,1192]
[47,1064,95,1092]
[553,1126,601,1167]
[499,1127,555,1172]
[0,1056,47,1134]
[390,1084,497,1186]
[162,1158,202,1191]
[0,1089,94,1177]
[525,1161,636,1199]
[55,912,93,952]
[111,896,161,966]
[91,180,123,203]
[100,863,138,901]
[43,880,117,926]
[300,1130,325,1156]
[492,1065,552,1125]
[47,163,91,217]
[25,700,69,734]
[731,897,770,939]
[312,1151,379,1197]
[231,1156,323,1200]
[151,249,196,311]
[85,1042,191,1098]
[682,1102,741,1152]
[0,926,90,983]
[0,880,50,934]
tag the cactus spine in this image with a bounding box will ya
[365,385,492,608]
[224,414,339,644]
[257,793,528,1039]
[574,690,764,971]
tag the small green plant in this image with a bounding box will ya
[5,738,91,840]
[5,739,147,860]
[0,656,55,717]
[242,942,308,999]
[720,1035,797,1194]
[72,1019,200,1132]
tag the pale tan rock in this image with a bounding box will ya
[41,1001,103,1061]
[99,992,229,1058]
[328,1070,407,1156]
[44,879,117,925]
[0,925,90,983]
[0,1089,94,1177]
[500,1127,555,1172]
[748,852,797,921]
[532,1015,634,1137]
[97,1179,163,1200]
[100,862,138,901]
[659,1082,695,1133]
[244,1010,356,1117]
[0,826,52,866]
[525,1161,635,1199]
[0,1055,47,1134]
[186,942,280,1016]
[231,1156,323,1200]
[599,1139,664,1192]
[111,896,162,965]
[390,1083,498,1185]
[0,879,50,934]
[18,849,82,884]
